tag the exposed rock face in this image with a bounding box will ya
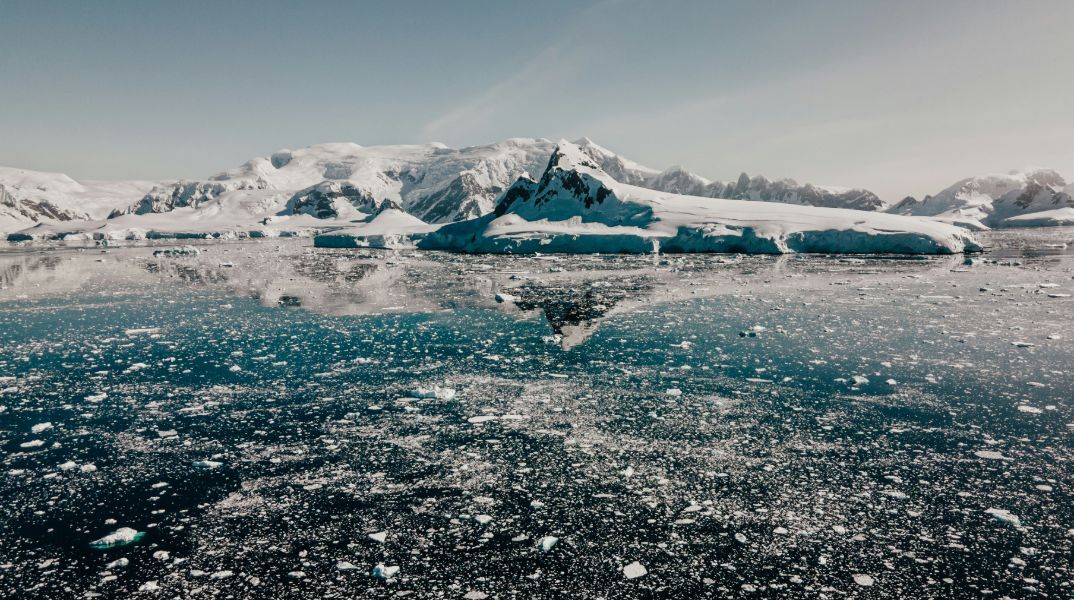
[282,182,378,219]
[700,174,884,211]
[889,169,1074,227]
[405,172,505,223]
[114,180,268,217]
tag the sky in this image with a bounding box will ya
[1,0,1073,201]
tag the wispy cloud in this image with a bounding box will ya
[420,0,624,143]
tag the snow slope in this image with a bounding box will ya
[889,169,1074,228]
[0,166,158,232]
[420,141,982,255]
[314,200,439,249]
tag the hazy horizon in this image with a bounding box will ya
[2,0,1072,202]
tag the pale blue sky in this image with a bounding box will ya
[2,0,1072,200]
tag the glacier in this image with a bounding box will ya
[418,142,981,255]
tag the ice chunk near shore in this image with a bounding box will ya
[90,527,145,549]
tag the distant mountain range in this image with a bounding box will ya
[408,140,979,255]
[2,138,1072,239]
[888,169,1074,229]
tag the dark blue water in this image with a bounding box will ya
[0,237,1072,598]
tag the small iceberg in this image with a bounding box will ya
[372,563,399,580]
[410,386,456,400]
[90,527,145,549]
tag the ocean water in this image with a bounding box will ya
[0,230,1072,598]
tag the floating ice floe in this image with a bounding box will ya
[124,327,160,336]
[410,386,456,400]
[90,527,145,549]
[30,422,53,433]
[622,561,648,579]
[853,574,875,587]
[538,536,559,552]
[985,508,1021,527]
[368,531,387,543]
[192,460,223,469]
[371,564,399,579]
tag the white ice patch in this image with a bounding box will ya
[622,561,648,579]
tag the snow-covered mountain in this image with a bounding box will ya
[418,141,980,254]
[572,138,884,211]
[2,139,1070,240]
[112,139,560,225]
[889,169,1074,229]
[0,166,157,233]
